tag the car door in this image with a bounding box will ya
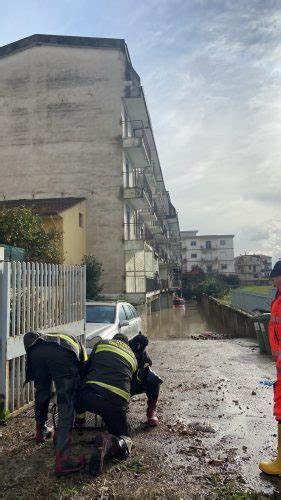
[122,304,137,339]
[128,304,142,337]
[117,304,131,337]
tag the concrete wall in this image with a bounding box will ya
[201,294,256,338]
[0,44,126,293]
[61,201,86,265]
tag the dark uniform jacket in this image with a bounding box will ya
[85,339,137,403]
[24,331,88,383]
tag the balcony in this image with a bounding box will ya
[123,86,150,128]
[201,257,219,262]
[124,223,155,249]
[126,275,163,294]
[122,120,151,167]
[123,169,153,210]
[166,203,178,223]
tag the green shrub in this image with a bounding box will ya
[82,254,103,300]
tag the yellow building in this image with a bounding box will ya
[0,198,87,265]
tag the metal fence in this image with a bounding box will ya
[0,261,86,415]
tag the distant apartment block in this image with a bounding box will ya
[235,254,272,282]
[0,34,181,303]
[181,230,235,275]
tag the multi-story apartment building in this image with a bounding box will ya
[0,34,181,303]
[235,254,272,282]
[181,230,235,275]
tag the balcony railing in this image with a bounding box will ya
[122,120,151,163]
[124,169,153,207]
[124,86,142,98]
[124,223,154,243]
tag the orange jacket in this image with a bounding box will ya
[269,290,281,363]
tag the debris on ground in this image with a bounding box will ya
[259,380,274,388]
[0,335,277,498]
[191,331,223,340]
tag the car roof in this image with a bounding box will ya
[85,301,133,306]
[86,301,117,306]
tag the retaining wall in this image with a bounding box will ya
[201,294,256,338]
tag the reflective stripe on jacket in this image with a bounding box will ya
[24,331,88,382]
[269,291,281,358]
[85,339,137,402]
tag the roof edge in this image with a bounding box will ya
[0,34,128,60]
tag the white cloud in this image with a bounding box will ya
[1,0,281,262]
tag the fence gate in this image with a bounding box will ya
[0,261,86,416]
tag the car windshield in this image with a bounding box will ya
[86,305,115,324]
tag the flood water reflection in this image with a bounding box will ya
[141,301,209,340]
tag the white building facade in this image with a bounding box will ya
[0,34,181,302]
[235,254,272,282]
[181,230,235,275]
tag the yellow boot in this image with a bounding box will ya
[259,423,281,475]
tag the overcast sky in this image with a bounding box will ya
[1,0,281,262]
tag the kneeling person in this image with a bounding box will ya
[129,333,162,426]
[75,334,137,476]
[24,331,87,476]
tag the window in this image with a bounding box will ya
[191,253,197,258]
[86,305,115,324]
[125,160,130,187]
[191,241,197,246]
[220,240,226,245]
[221,264,227,270]
[126,207,130,239]
[206,241,211,249]
[123,304,134,320]
[128,304,138,318]
[253,265,256,272]
[79,213,84,228]
[248,265,252,270]
[206,265,212,273]
[118,306,127,323]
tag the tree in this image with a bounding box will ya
[82,254,103,300]
[0,206,63,263]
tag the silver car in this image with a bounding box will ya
[85,301,143,348]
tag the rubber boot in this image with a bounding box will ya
[55,451,86,477]
[88,433,131,477]
[55,434,86,476]
[259,423,281,475]
[35,424,54,444]
[147,399,159,426]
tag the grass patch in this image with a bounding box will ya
[219,292,230,305]
[239,286,272,296]
[207,474,267,499]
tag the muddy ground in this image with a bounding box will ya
[1,334,281,499]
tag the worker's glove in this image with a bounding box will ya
[129,333,149,355]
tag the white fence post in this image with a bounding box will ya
[0,262,11,414]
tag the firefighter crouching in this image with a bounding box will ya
[23,331,87,476]
[75,334,136,476]
[259,261,281,475]
[129,333,163,426]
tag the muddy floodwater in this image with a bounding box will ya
[142,300,209,340]
[1,301,280,498]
